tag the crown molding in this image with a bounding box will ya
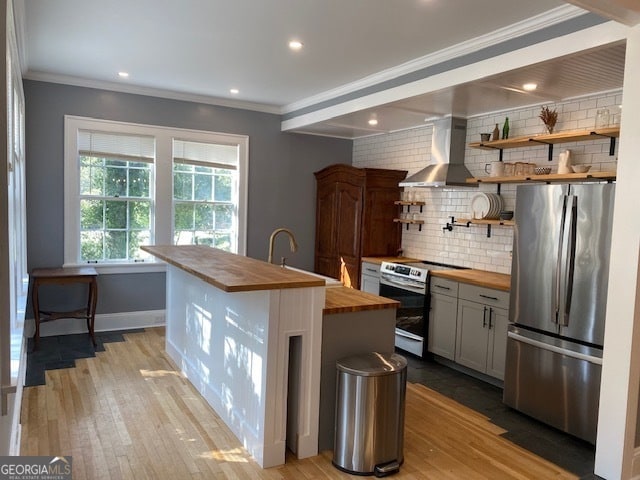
[22,71,282,115]
[282,4,588,115]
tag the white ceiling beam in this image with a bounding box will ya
[565,1,640,26]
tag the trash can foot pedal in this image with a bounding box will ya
[374,461,400,477]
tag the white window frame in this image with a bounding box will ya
[64,116,248,274]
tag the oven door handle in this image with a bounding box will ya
[380,275,425,290]
[395,328,423,341]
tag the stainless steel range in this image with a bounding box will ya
[379,260,461,357]
[379,261,431,357]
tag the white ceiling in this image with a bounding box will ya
[18,0,640,138]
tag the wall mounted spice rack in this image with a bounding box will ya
[443,216,514,238]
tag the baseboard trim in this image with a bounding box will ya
[25,310,166,338]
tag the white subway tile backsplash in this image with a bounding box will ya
[352,91,621,274]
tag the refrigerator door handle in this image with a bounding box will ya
[507,331,602,365]
[553,194,569,324]
[560,196,578,327]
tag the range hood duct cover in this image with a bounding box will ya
[399,116,476,188]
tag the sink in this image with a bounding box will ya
[283,266,343,287]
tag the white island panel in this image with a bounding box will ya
[165,264,324,468]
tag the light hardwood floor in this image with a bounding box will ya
[20,328,577,479]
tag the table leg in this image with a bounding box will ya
[32,279,41,351]
[87,278,98,346]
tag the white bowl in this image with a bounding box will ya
[571,165,591,174]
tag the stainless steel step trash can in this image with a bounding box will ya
[333,352,407,477]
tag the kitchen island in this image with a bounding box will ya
[142,246,399,467]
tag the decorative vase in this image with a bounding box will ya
[544,125,554,134]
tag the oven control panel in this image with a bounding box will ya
[380,262,429,288]
[381,262,429,281]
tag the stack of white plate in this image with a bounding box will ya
[470,193,503,220]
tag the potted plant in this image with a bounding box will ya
[539,106,558,134]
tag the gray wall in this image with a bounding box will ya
[25,80,352,314]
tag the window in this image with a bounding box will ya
[78,131,155,263]
[65,116,248,273]
[172,140,239,251]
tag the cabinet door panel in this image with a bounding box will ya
[455,299,490,372]
[315,183,337,258]
[487,306,509,380]
[335,182,362,259]
[361,275,380,294]
[362,187,401,256]
[315,256,339,281]
[428,292,458,360]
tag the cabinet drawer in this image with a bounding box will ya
[430,277,458,296]
[361,262,381,276]
[459,283,510,309]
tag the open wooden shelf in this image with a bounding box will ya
[469,126,620,150]
[470,126,620,160]
[394,218,425,231]
[394,201,426,206]
[466,171,616,185]
[456,218,515,226]
[443,216,513,238]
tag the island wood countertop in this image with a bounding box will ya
[361,256,422,265]
[142,245,325,292]
[324,287,399,315]
[430,269,511,292]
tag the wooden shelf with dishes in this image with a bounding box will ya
[455,218,515,226]
[469,126,620,161]
[443,216,513,238]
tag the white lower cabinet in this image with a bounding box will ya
[428,277,458,361]
[455,283,510,380]
[360,261,380,294]
[486,305,509,379]
[429,277,510,380]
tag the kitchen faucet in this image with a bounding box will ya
[267,228,298,264]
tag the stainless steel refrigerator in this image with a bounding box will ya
[503,182,615,444]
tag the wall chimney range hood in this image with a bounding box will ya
[399,116,476,188]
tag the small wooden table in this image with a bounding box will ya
[31,267,98,351]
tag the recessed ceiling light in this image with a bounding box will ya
[118,71,129,78]
[368,118,378,126]
[288,40,303,51]
[230,88,239,95]
[522,83,537,91]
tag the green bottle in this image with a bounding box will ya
[502,117,510,139]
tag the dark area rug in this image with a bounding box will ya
[25,329,144,387]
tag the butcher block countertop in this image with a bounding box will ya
[430,269,511,292]
[324,287,399,315]
[361,256,421,264]
[142,245,325,292]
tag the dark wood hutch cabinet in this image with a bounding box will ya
[314,164,407,289]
